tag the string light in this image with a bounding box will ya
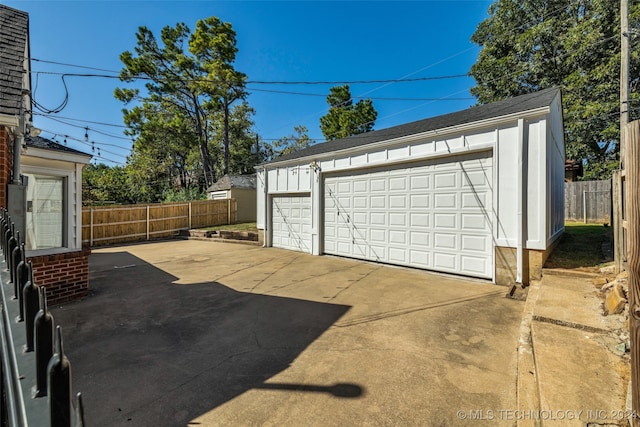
[84,127,89,142]
[63,136,67,145]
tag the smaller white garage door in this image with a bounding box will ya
[272,195,312,253]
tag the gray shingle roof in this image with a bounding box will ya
[207,174,257,191]
[265,87,561,164]
[25,136,92,157]
[0,5,29,117]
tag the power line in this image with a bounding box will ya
[32,112,128,128]
[30,69,470,85]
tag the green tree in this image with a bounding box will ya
[470,0,640,179]
[272,125,314,157]
[83,164,132,205]
[115,16,247,187]
[209,101,266,176]
[319,85,377,141]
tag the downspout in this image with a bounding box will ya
[516,118,525,284]
[262,168,268,248]
[13,98,25,185]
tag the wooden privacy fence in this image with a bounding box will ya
[565,180,612,223]
[82,199,236,246]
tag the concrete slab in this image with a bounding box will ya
[533,273,609,331]
[531,321,628,426]
[52,240,524,426]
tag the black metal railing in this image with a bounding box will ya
[0,208,85,426]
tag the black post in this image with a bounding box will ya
[23,261,39,352]
[75,393,85,427]
[48,326,71,427]
[16,244,27,322]
[3,222,13,268]
[7,224,16,283]
[34,287,54,397]
[0,209,6,253]
[11,231,21,299]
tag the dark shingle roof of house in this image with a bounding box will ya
[26,136,92,157]
[0,5,29,117]
[265,87,561,164]
[207,174,256,192]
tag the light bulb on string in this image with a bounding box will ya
[84,127,89,142]
[63,136,67,146]
[91,141,95,153]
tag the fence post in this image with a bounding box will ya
[626,120,640,423]
[89,208,93,247]
[583,191,587,224]
[227,199,230,225]
[146,205,150,241]
[188,202,192,229]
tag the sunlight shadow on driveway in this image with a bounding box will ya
[52,251,355,427]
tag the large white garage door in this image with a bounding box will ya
[324,151,493,278]
[272,195,312,253]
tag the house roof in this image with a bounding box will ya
[264,87,561,165]
[207,174,257,192]
[25,135,92,157]
[0,5,29,117]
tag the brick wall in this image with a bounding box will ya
[28,247,91,305]
[0,126,13,208]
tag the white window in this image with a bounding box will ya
[25,174,66,250]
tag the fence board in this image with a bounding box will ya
[82,199,236,246]
[564,180,612,223]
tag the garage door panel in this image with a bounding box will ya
[389,195,406,209]
[410,231,430,247]
[272,195,312,253]
[434,252,457,270]
[462,235,489,252]
[434,172,456,189]
[324,152,493,279]
[371,179,386,191]
[434,214,456,229]
[434,193,457,209]
[389,177,407,190]
[461,256,490,275]
[410,213,430,227]
[410,250,430,267]
[434,233,456,250]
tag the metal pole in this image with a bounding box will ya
[621,0,630,167]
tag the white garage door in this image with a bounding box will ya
[324,151,493,278]
[272,195,312,253]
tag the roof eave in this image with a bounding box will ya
[24,146,93,164]
[260,105,551,169]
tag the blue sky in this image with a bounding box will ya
[4,0,492,166]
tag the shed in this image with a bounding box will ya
[207,174,256,222]
[256,88,565,285]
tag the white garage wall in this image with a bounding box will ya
[256,95,565,275]
[495,125,519,247]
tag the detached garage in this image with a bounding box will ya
[256,88,565,285]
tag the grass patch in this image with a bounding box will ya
[544,221,612,271]
[200,222,258,232]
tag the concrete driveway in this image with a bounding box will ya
[52,240,524,426]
